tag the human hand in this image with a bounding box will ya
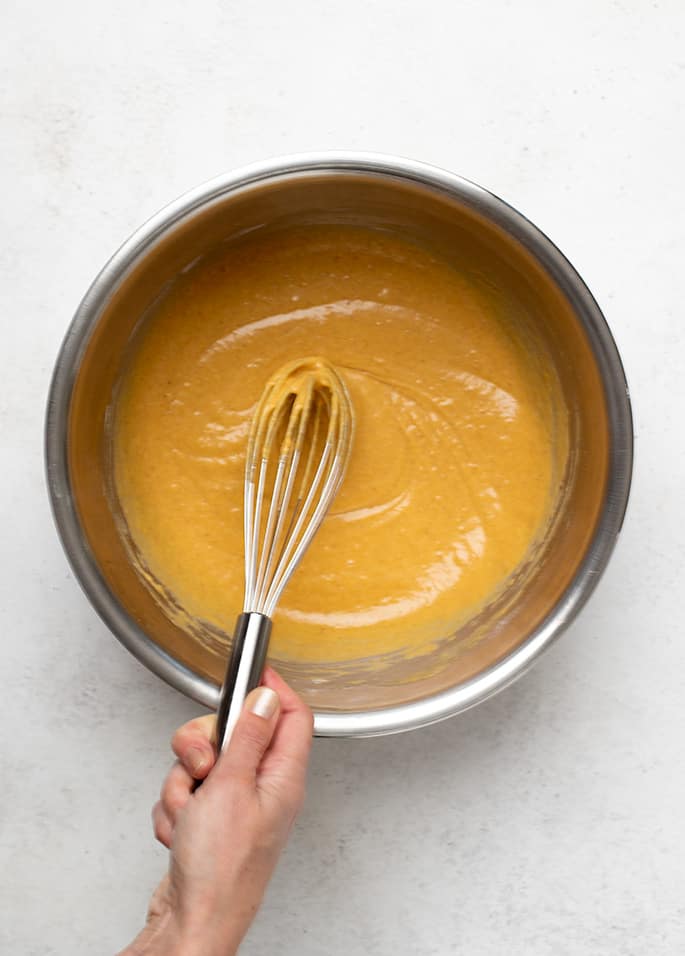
[119,667,313,956]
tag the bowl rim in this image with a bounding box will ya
[45,151,633,736]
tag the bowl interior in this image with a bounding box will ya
[66,169,610,714]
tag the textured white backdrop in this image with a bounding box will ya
[1,1,684,952]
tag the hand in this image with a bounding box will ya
[119,667,313,956]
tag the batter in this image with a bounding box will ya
[113,225,566,664]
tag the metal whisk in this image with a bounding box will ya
[215,357,354,749]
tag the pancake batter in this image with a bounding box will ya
[113,225,566,664]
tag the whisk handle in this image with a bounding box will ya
[215,612,273,752]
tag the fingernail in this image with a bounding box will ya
[247,687,279,720]
[187,746,209,776]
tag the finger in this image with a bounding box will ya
[259,667,313,790]
[160,761,195,821]
[151,801,173,848]
[171,714,217,780]
[212,686,281,784]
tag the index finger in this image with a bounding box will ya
[171,714,217,779]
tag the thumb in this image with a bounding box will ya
[215,686,281,781]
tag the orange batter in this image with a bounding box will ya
[113,225,566,664]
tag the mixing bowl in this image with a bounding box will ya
[45,153,633,736]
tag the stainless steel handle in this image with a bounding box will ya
[215,612,272,752]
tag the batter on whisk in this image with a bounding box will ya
[113,224,567,665]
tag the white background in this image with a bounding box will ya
[2,1,684,953]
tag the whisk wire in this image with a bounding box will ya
[252,382,317,610]
[241,359,353,617]
[254,447,299,611]
[243,478,255,609]
[262,438,332,616]
[246,391,291,609]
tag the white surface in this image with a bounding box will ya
[1,1,684,952]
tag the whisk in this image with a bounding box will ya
[215,357,354,750]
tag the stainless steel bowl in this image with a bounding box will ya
[45,153,633,736]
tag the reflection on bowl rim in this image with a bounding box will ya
[45,152,633,737]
